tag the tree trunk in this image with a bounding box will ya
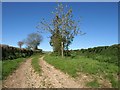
[61,41,64,57]
[34,46,38,50]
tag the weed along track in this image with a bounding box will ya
[3,56,83,88]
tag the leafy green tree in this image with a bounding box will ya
[38,3,85,57]
[50,27,62,55]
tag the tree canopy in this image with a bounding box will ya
[37,3,85,56]
[25,33,42,50]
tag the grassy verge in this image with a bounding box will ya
[44,54,118,87]
[2,57,27,80]
[2,53,42,80]
[31,54,41,75]
[86,79,100,88]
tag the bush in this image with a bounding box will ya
[1,44,40,60]
[71,44,119,66]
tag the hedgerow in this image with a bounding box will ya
[70,44,119,66]
[1,44,42,60]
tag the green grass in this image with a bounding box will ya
[44,54,118,87]
[31,54,41,75]
[2,54,42,80]
[2,58,27,80]
[86,79,100,88]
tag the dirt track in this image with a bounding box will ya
[40,57,82,88]
[3,56,83,88]
[3,58,43,88]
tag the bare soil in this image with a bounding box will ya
[3,57,83,88]
[40,56,83,88]
[3,58,43,88]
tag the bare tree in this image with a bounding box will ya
[37,3,85,57]
[18,41,24,49]
[25,33,42,50]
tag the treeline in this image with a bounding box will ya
[71,44,119,66]
[1,44,42,60]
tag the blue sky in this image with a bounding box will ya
[2,2,118,51]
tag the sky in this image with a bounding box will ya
[2,2,118,51]
[2,0,120,2]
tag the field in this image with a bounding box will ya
[1,44,119,88]
[44,54,118,87]
[2,1,119,88]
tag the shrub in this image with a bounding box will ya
[71,44,119,66]
[1,44,42,60]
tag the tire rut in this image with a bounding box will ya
[3,58,43,88]
[3,56,83,88]
[40,56,83,88]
